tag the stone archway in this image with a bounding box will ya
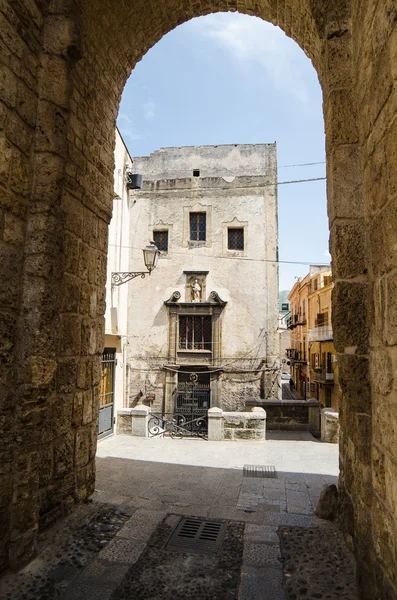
[0,1,396,597]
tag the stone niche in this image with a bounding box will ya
[184,271,208,302]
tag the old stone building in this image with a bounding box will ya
[1,2,397,599]
[118,144,280,418]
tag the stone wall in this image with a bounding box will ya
[0,1,396,598]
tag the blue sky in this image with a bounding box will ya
[117,13,329,292]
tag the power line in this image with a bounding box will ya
[278,177,326,185]
[107,243,330,267]
[278,161,325,169]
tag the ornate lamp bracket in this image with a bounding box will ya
[111,271,149,287]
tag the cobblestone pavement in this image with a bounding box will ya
[0,433,357,599]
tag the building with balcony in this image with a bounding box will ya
[286,271,311,398]
[307,269,339,410]
[286,266,339,409]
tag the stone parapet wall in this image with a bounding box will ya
[208,407,266,441]
[246,399,321,436]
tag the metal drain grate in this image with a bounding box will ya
[243,464,277,478]
[165,516,227,555]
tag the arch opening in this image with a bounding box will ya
[1,2,396,599]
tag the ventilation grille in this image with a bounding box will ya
[165,517,226,555]
[243,464,277,478]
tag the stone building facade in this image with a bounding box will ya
[287,266,339,411]
[0,2,397,598]
[123,144,280,416]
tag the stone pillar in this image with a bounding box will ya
[210,371,222,408]
[168,307,178,363]
[308,400,321,436]
[131,405,150,437]
[250,407,267,440]
[321,408,339,444]
[212,307,222,363]
[208,407,223,441]
[116,408,133,435]
[164,370,177,414]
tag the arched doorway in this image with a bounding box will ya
[0,2,395,597]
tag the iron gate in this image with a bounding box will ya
[98,349,116,439]
[174,373,210,436]
[148,373,210,438]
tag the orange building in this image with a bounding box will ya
[287,266,339,410]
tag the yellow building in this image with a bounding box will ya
[287,266,339,410]
[286,272,310,398]
[307,269,339,411]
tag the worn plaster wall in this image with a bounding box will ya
[0,1,396,598]
[127,144,279,410]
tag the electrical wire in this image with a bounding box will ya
[278,161,325,169]
[107,243,330,267]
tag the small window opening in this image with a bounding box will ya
[193,169,200,177]
[190,212,206,241]
[153,230,168,252]
[228,227,244,250]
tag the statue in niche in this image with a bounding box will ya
[191,278,202,302]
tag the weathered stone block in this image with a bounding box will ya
[338,355,371,414]
[61,274,80,313]
[332,282,370,354]
[74,427,91,469]
[330,220,367,279]
[31,153,64,203]
[321,408,339,443]
[0,65,17,108]
[117,411,133,435]
[60,314,82,355]
[223,428,233,440]
[53,433,74,478]
[370,349,393,396]
[57,358,79,394]
[325,88,359,147]
[82,390,93,425]
[246,418,265,430]
[315,484,339,520]
[372,444,386,500]
[384,271,397,346]
[73,392,84,431]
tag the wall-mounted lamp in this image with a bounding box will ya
[111,243,160,287]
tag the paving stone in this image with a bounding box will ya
[244,524,279,544]
[77,559,130,588]
[239,566,286,600]
[243,541,282,567]
[99,538,146,563]
[62,583,114,600]
[115,509,165,541]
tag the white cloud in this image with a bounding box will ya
[117,113,144,141]
[143,100,156,119]
[191,14,314,104]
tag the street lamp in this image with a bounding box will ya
[111,243,160,287]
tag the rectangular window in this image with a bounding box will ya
[323,275,332,287]
[179,315,212,350]
[317,312,328,327]
[228,227,244,250]
[190,212,206,241]
[153,230,168,252]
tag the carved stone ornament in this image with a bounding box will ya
[165,291,181,304]
[209,291,226,305]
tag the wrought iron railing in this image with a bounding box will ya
[148,412,208,439]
